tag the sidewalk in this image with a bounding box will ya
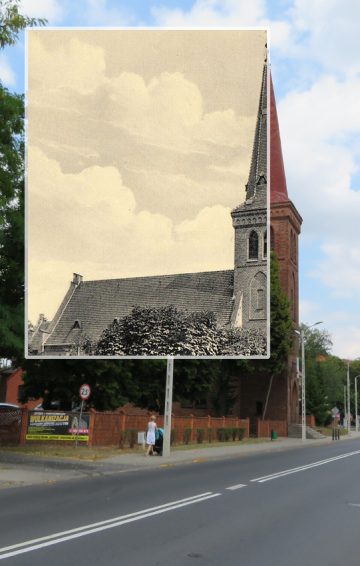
[1,433,360,489]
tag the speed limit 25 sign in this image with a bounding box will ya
[79,383,91,400]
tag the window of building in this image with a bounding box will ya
[257,288,265,310]
[263,230,267,258]
[256,401,263,416]
[248,231,259,259]
[270,226,275,251]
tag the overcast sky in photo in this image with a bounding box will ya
[26,29,266,326]
[2,0,359,360]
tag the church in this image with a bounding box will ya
[28,61,269,358]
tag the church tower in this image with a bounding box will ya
[270,75,303,423]
[231,59,267,331]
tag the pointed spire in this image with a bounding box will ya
[270,74,288,203]
[245,52,267,200]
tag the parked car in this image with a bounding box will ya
[0,403,21,429]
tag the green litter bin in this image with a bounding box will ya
[271,429,277,440]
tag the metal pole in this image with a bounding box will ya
[301,329,306,441]
[76,400,84,447]
[355,377,359,434]
[162,357,174,458]
[344,385,347,429]
[347,361,351,435]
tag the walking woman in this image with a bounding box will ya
[145,415,157,456]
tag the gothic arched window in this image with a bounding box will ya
[270,226,275,251]
[263,230,267,258]
[248,231,259,259]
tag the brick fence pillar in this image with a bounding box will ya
[19,408,28,445]
[88,409,96,447]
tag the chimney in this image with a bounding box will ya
[72,273,83,287]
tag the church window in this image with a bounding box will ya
[270,227,275,251]
[263,230,267,258]
[248,231,259,259]
[257,288,265,310]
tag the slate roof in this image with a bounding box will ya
[45,270,234,347]
[28,318,52,353]
[245,59,267,201]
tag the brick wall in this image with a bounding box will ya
[257,419,287,438]
[88,412,249,446]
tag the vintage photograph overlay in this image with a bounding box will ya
[26,29,269,358]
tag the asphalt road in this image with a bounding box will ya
[1,439,360,565]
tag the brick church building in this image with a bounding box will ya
[28,61,302,428]
[235,75,302,427]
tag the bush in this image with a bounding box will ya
[238,427,246,440]
[196,428,205,444]
[231,427,238,441]
[183,428,192,444]
[123,428,138,448]
[170,428,176,445]
[216,427,234,441]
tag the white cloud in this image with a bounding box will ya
[0,54,16,86]
[289,0,360,75]
[27,148,234,321]
[21,0,64,23]
[278,74,360,302]
[29,34,106,95]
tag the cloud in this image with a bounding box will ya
[289,0,360,75]
[29,34,106,95]
[0,54,16,86]
[28,33,255,221]
[27,148,234,321]
[21,0,64,23]
[278,74,360,303]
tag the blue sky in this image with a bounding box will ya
[1,0,359,360]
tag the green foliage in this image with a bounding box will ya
[94,305,266,357]
[183,428,192,444]
[0,1,46,362]
[0,0,46,48]
[267,252,293,374]
[0,84,24,362]
[196,428,205,444]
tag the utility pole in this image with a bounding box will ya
[355,376,360,433]
[347,361,351,435]
[162,357,174,458]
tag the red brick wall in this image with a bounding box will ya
[89,412,249,446]
[1,368,42,409]
[257,419,287,438]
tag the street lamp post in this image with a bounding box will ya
[297,321,324,442]
[347,361,351,435]
[354,375,360,433]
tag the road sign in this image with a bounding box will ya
[79,383,91,400]
[331,406,339,418]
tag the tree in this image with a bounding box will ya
[0,0,46,48]
[0,86,24,360]
[300,324,334,424]
[0,0,46,363]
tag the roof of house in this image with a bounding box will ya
[45,270,235,347]
[28,317,52,353]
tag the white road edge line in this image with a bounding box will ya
[226,484,247,490]
[251,450,360,483]
[0,493,221,560]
